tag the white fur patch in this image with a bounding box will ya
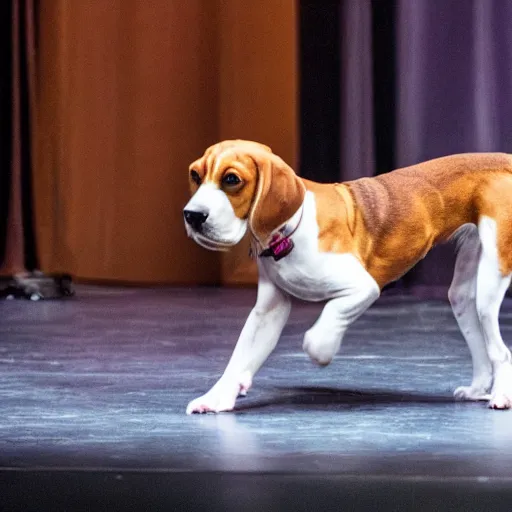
[186,190,381,413]
[184,183,247,250]
[476,215,512,409]
[260,192,380,303]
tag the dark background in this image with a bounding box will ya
[2,0,512,293]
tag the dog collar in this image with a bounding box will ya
[257,205,304,261]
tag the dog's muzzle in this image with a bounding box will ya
[183,209,208,232]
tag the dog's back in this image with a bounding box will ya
[343,153,512,286]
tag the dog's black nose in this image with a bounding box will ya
[183,210,208,230]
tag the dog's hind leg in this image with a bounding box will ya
[475,216,512,409]
[449,225,493,401]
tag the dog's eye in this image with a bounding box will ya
[222,173,242,187]
[190,170,201,185]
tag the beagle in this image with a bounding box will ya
[183,139,512,413]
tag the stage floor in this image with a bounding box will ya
[1,285,512,510]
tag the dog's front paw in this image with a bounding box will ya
[303,329,337,366]
[186,391,237,415]
[186,376,250,415]
[454,385,491,402]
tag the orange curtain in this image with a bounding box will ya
[31,0,297,286]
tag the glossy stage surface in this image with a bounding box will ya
[1,285,512,510]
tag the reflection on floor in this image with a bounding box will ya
[1,285,512,510]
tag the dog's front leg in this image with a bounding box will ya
[303,276,380,366]
[186,264,291,414]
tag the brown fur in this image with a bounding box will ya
[345,153,512,286]
[302,179,356,254]
[475,172,512,275]
[188,140,272,202]
[248,149,305,243]
[189,140,305,244]
[189,142,512,288]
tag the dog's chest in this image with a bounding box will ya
[259,244,366,302]
[258,192,373,302]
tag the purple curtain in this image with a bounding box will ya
[340,0,512,296]
[397,0,512,295]
[339,0,374,181]
[397,0,512,164]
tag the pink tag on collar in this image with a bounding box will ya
[260,234,294,261]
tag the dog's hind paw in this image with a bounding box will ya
[488,363,512,410]
[488,393,512,410]
[453,385,490,402]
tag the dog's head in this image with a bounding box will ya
[183,140,305,251]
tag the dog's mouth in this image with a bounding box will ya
[189,230,235,252]
[184,212,247,252]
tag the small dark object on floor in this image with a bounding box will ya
[0,271,74,301]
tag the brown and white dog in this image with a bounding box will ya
[183,139,512,413]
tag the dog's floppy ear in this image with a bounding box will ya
[249,150,305,243]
